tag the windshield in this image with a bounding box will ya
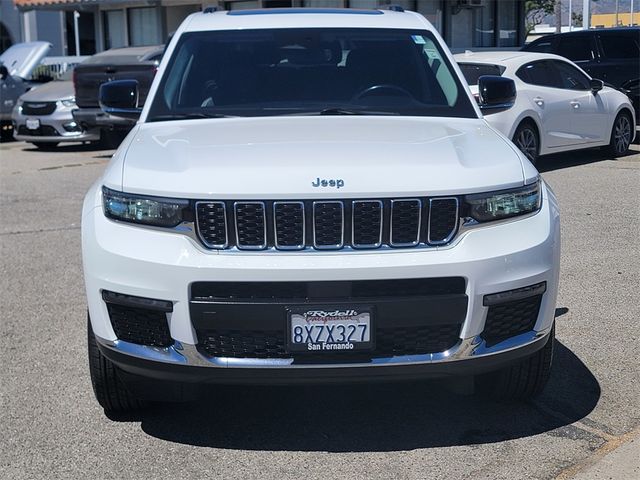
[147,28,476,121]
[457,63,505,86]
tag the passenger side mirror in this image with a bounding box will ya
[0,65,9,81]
[590,79,604,94]
[478,76,517,114]
[99,80,142,120]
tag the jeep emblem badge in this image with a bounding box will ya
[312,177,344,189]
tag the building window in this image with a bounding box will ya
[225,1,261,9]
[499,0,518,47]
[128,7,162,46]
[416,0,444,33]
[473,0,495,47]
[104,9,125,50]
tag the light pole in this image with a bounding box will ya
[569,0,573,31]
[73,10,80,56]
[583,0,590,29]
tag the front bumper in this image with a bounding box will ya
[98,328,552,384]
[83,181,561,380]
[13,107,100,143]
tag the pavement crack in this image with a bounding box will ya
[1,225,80,236]
[554,426,640,479]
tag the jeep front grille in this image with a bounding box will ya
[195,198,460,251]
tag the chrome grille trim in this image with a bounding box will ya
[194,197,462,251]
[234,201,267,250]
[312,201,344,250]
[352,200,383,248]
[273,201,305,251]
[428,197,459,245]
[389,199,422,247]
[195,201,228,249]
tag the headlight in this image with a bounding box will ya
[102,186,189,227]
[464,179,541,223]
[59,98,76,108]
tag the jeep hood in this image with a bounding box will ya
[118,116,528,199]
[0,41,51,79]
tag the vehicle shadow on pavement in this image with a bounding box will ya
[123,340,600,452]
[537,147,637,173]
[21,142,114,154]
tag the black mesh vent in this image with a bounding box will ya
[106,303,172,347]
[313,202,343,248]
[274,202,304,249]
[353,200,382,247]
[17,125,59,136]
[196,202,227,248]
[191,278,466,302]
[235,202,266,249]
[391,200,421,245]
[22,102,57,116]
[429,198,458,243]
[198,324,460,359]
[376,324,461,355]
[200,330,286,359]
[482,295,542,347]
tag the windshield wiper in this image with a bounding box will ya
[149,112,235,121]
[275,107,399,116]
[320,107,398,116]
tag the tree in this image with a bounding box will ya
[525,0,558,35]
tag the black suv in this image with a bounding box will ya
[523,27,640,116]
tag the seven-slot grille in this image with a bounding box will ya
[195,198,459,251]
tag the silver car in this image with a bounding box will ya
[12,69,100,149]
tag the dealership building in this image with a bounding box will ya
[3,0,527,56]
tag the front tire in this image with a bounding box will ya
[605,111,633,157]
[87,314,145,413]
[478,324,555,401]
[512,121,540,165]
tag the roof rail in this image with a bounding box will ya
[386,4,405,12]
[203,6,217,13]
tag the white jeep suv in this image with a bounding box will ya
[82,7,560,413]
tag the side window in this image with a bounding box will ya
[557,36,594,62]
[516,61,561,88]
[599,34,640,59]
[525,39,553,53]
[553,61,591,90]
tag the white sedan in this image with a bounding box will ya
[455,51,635,163]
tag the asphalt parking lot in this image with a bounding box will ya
[1,138,638,480]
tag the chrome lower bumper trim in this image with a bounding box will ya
[96,326,552,370]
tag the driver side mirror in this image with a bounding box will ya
[478,76,517,114]
[590,79,604,94]
[0,65,9,81]
[99,79,142,120]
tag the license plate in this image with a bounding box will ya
[26,119,40,130]
[287,306,373,353]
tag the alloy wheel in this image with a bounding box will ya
[614,115,632,154]
[515,127,538,163]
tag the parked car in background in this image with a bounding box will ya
[12,68,100,149]
[522,27,640,118]
[455,51,635,163]
[0,41,51,139]
[72,45,163,146]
